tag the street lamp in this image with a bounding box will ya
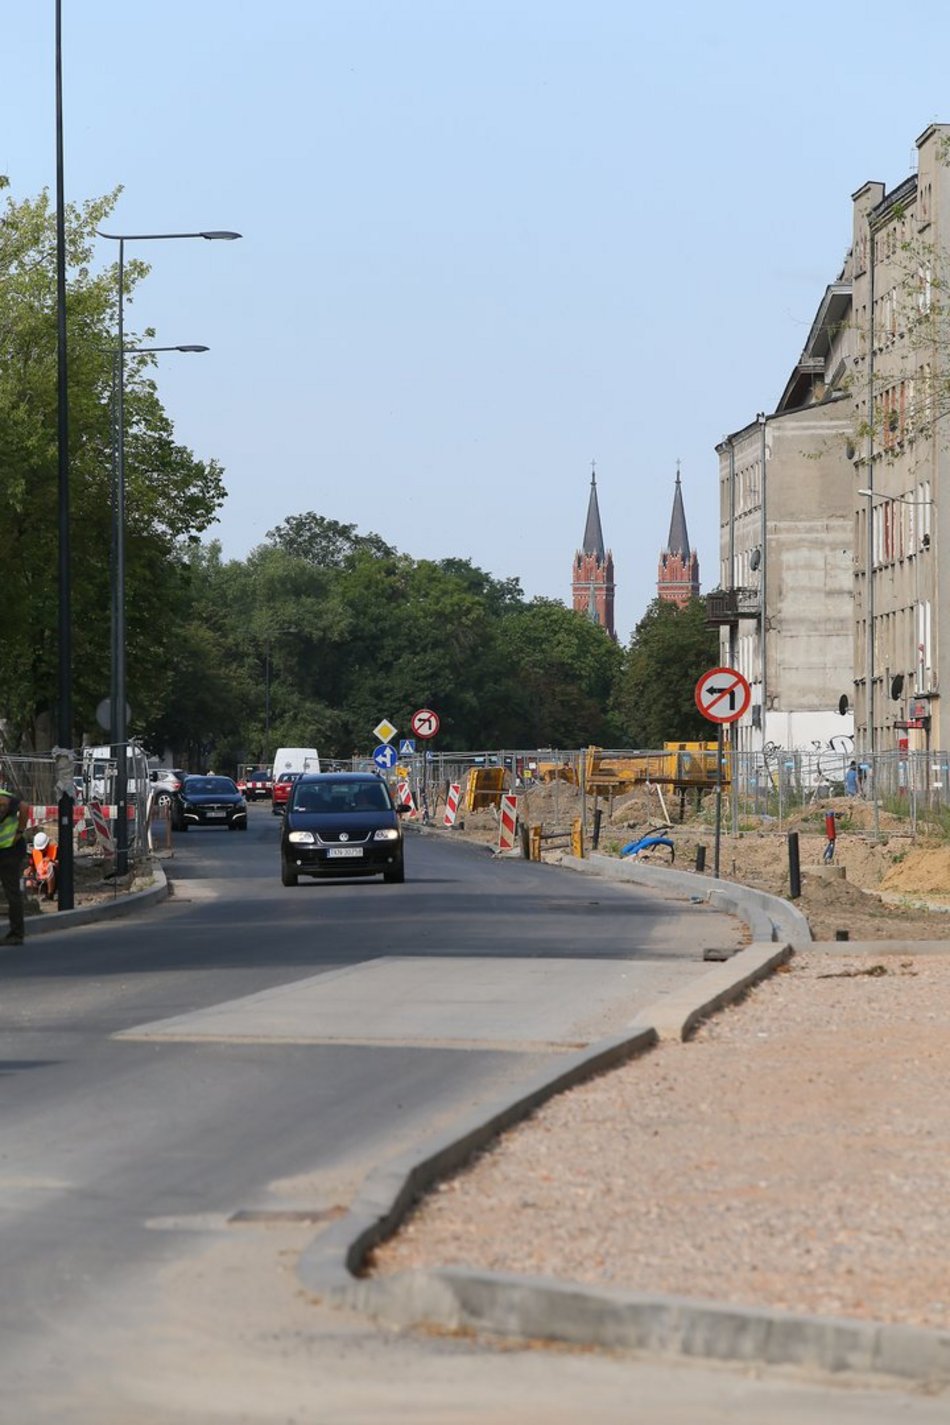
[98,228,240,874]
[54,0,74,909]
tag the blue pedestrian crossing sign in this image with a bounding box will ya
[373,743,398,770]
[398,738,416,756]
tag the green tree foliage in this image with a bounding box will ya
[498,600,623,748]
[609,598,721,747]
[0,181,225,749]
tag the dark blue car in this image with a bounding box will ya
[280,772,406,885]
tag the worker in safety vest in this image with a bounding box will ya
[0,787,29,944]
[26,831,58,900]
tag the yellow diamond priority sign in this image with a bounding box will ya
[373,718,398,744]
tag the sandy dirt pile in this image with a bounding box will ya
[372,948,950,1332]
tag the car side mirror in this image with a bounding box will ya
[395,804,409,815]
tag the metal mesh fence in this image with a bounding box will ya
[0,746,152,860]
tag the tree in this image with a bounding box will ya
[609,598,720,747]
[265,512,394,566]
[497,600,623,748]
[0,180,226,749]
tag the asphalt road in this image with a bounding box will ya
[3,806,936,1422]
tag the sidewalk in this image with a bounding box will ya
[301,853,950,1392]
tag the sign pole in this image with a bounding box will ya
[714,722,724,878]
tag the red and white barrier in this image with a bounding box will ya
[497,794,519,852]
[88,800,115,854]
[395,780,417,817]
[27,804,88,827]
[442,782,461,827]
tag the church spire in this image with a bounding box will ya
[657,463,700,607]
[582,462,606,561]
[572,461,616,640]
[664,461,691,557]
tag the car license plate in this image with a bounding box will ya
[206,811,227,819]
[328,846,363,858]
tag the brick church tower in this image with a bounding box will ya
[572,467,615,639]
[657,466,700,607]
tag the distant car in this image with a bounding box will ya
[173,775,247,831]
[149,767,186,811]
[280,771,406,885]
[271,771,301,816]
[245,769,274,801]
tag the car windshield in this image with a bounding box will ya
[293,781,390,813]
[184,777,236,795]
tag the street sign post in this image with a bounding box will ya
[694,666,751,879]
[410,708,440,739]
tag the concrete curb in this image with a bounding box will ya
[559,851,813,949]
[339,1268,950,1388]
[21,858,169,938]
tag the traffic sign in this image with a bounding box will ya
[411,708,440,739]
[373,718,398,744]
[398,738,416,756]
[694,666,752,724]
[373,743,398,770]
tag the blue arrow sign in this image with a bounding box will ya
[373,743,398,770]
[399,738,416,756]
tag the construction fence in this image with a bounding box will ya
[0,744,154,861]
[354,744,950,839]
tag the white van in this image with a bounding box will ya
[271,747,320,783]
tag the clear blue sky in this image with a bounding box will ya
[5,2,950,641]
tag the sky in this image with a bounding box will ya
[5,2,950,642]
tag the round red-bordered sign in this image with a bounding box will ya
[694,666,752,725]
[410,707,440,739]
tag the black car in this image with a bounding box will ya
[174,775,247,831]
[281,772,405,885]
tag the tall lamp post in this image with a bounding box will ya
[97,228,240,874]
[54,0,75,908]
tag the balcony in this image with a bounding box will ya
[705,587,761,625]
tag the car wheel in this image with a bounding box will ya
[383,861,405,884]
[178,820,188,832]
[281,860,298,887]
[238,820,247,831]
[155,791,173,809]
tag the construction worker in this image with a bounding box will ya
[26,831,58,900]
[0,787,29,944]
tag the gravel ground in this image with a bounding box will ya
[371,948,950,1332]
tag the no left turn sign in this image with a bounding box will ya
[694,666,752,724]
[411,707,440,739]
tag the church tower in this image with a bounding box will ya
[657,466,700,607]
[572,466,615,639]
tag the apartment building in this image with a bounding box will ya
[850,123,950,756]
[713,278,855,756]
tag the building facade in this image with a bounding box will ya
[714,282,855,755]
[850,124,949,757]
[572,470,615,639]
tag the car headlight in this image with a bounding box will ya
[288,830,315,844]
[373,828,400,841]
